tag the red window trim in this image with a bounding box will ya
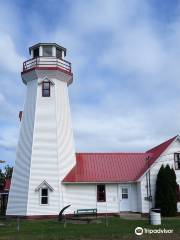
[97,184,106,202]
[42,81,51,97]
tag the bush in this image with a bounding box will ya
[155,164,177,216]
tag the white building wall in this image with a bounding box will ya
[130,183,138,212]
[6,80,37,215]
[63,183,137,214]
[140,139,180,213]
[97,184,119,213]
[136,182,142,212]
[63,184,97,214]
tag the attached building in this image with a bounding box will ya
[62,136,180,214]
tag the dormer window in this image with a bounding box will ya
[42,81,51,97]
[35,180,54,206]
[40,188,48,205]
[174,153,180,170]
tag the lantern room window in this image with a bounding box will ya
[56,48,62,59]
[33,48,39,58]
[42,82,51,97]
[174,153,180,170]
[97,185,106,202]
[40,188,48,205]
[43,46,52,57]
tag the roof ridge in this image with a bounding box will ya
[76,152,146,155]
[146,135,177,153]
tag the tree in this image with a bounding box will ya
[0,165,13,191]
[0,168,5,190]
[155,165,166,214]
[4,165,13,179]
[155,164,177,216]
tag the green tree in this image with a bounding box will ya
[0,165,13,190]
[0,168,5,190]
[4,165,13,179]
[155,165,166,214]
[155,164,177,216]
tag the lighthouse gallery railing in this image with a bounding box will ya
[23,57,71,73]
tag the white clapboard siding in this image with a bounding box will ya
[7,69,76,216]
[55,79,76,181]
[63,183,138,214]
[136,182,142,213]
[140,138,180,213]
[63,184,97,214]
[26,80,59,215]
[130,183,138,212]
[6,80,37,215]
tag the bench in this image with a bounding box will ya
[74,208,97,217]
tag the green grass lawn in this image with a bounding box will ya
[0,217,180,240]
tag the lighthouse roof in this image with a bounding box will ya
[29,43,67,56]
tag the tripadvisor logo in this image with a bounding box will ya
[135,227,143,236]
[135,227,173,235]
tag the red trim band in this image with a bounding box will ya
[21,66,73,76]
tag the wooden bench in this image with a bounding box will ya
[74,208,97,217]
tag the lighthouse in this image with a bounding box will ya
[6,43,76,216]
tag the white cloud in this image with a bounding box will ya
[55,0,180,152]
[1,0,180,164]
[0,126,18,150]
[101,26,166,76]
[0,33,25,73]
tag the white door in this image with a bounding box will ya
[120,186,130,211]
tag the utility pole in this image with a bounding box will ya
[146,156,152,224]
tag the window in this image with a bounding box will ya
[42,81,50,97]
[174,153,180,170]
[33,48,39,58]
[43,46,52,57]
[122,188,128,199]
[40,188,48,205]
[177,184,180,202]
[97,185,106,202]
[56,48,62,59]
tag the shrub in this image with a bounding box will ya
[155,164,177,216]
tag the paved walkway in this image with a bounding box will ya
[118,213,147,220]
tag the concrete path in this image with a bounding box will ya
[118,212,147,220]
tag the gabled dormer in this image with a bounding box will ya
[35,180,54,205]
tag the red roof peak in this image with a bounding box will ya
[146,135,177,154]
[76,152,146,155]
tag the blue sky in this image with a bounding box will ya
[1,0,180,166]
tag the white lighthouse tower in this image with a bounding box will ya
[7,43,76,216]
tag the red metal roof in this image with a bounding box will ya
[63,136,177,183]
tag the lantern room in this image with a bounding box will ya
[29,43,67,59]
[22,43,71,74]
